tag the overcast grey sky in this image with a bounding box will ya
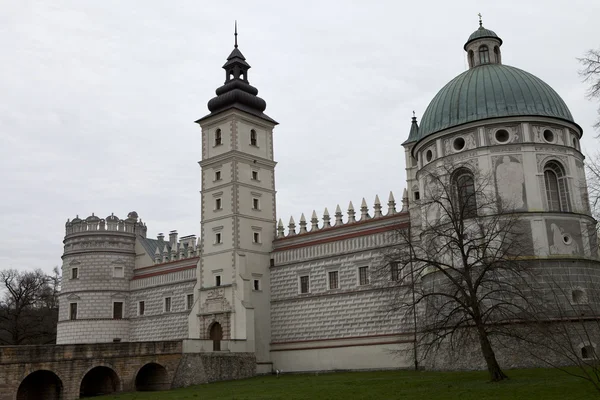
[1,0,599,273]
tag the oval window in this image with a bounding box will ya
[495,129,510,143]
[543,129,555,143]
[453,137,465,151]
[426,150,433,162]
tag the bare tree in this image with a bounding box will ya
[380,164,535,382]
[579,48,600,131]
[0,268,60,345]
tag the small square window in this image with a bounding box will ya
[253,232,260,244]
[69,303,78,320]
[328,271,339,290]
[215,233,222,244]
[215,198,222,210]
[186,294,194,310]
[252,198,259,210]
[164,297,172,312]
[215,275,222,287]
[215,170,222,181]
[71,267,79,279]
[113,302,123,319]
[253,279,260,291]
[138,301,145,316]
[113,266,124,278]
[359,266,369,286]
[300,275,310,294]
[251,170,259,180]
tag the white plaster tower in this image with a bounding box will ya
[188,27,277,369]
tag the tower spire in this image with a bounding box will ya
[234,20,238,48]
[478,13,482,27]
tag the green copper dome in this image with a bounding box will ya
[411,64,574,142]
[464,26,502,49]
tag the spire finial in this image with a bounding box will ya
[234,20,238,48]
[478,13,482,27]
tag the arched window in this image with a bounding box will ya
[250,129,257,146]
[544,161,570,212]
[494,46,500,63]
[479,45,490,64]
[468,50,474,67]
[215,129,222,146]
[453,169,477,217]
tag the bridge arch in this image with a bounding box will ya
[80,365,121,398]
[17,370,63,400]
[135,362,170,391]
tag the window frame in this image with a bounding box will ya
[214,170,222,181]
[252,197,260,210]
[250,129,258,146]
[215,232,222,245]
[71,267,79,280]
[214,129,222,146]
[138,300,145,316]
[215,275,222,287]
[215,197,222,211]
[299,275,310,294]
[358,266,370,286]
[113,266,124,278]
[186,293,194,310]
[253,279,261,291]
[453,168,477,217]
[479,45,490,64]
[113,301,124,319]
[327,270,340,290]
[164,296,172,313]
[253,231,261,244]
[69,302,78,320]
[251,170,259,181]
[544,161,570,212]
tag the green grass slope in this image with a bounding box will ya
[96,368,597,400]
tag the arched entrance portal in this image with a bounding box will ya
[135,363,169,391]
[210,322,223,351]
[80,366,120,398]
[17,370,63,400]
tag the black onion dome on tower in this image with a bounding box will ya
[197,25,277,124]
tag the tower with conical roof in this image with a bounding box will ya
[188,25,277,368]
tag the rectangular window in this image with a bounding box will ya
[250,129,257,146]
[328,271,339,290]
[186,294,194,310]
[300,275,310,294]
[359,266,369,285]
[215,129,222,146]
[253,232,260,243]
[252,198,259,210]
[71,267,78,279]
[215,275,222,287]
[215,232,222,244]
[215,198,222,210]
[113,266,124,278]
[138,301,145,316]
[215,170,222,181]
[253,279,260,291]
[69,303,77,320]
[391,262,400,281]
[251,170,259,180]
[113,302,123,319]
[164,297,172,312]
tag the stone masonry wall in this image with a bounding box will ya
[172,353,256,388]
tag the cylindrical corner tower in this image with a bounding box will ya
[57,211,144,344]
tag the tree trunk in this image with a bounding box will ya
[476,326,508,382]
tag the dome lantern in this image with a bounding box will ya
[464,15,503,69]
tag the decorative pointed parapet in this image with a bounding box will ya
[323,208,331,228]
[401,188,409,212]
[347,201,356,223]
[288,216,297,236]
[179,244,186,259]
[334,204,343,226]
[154,246,161,264]
[360,198,370,221]
[311,210,319,231]
[170,244,178,261]
[162,245,170,263]
[299,213,308,233]
[277,219,285,238]
[373,195,383,218]
[387,191,397,215]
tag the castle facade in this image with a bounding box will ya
[57,23,600,373]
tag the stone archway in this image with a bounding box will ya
[135,363,170,391]
[80,366,120,398]
[210,322,223,351]
[17,370,63,400]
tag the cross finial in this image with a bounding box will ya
[234,20,238,48]
[478,13,482,27]
[412,110,416,118]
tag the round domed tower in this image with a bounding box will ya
[403,22,600,364]
[57,212,146,344]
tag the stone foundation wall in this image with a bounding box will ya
[172,353,256,388]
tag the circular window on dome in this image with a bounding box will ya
[453,137,465,152]
[426,150,433,162]
[562,234,572,245]
[495,129,510,144]
[543,129,555,143]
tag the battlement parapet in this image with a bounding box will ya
[276,190,408,239]
[65,211,147,237]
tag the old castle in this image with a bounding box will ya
[57,21,599,376]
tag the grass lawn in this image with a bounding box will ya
[96,368,597,400]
